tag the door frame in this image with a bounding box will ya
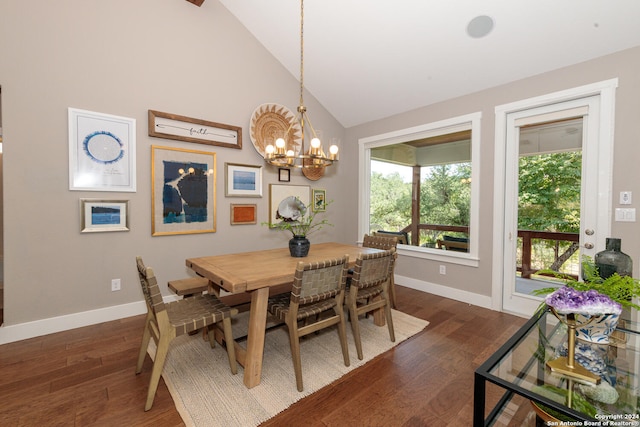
[492,79,618,315]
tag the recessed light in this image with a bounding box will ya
[467,15,494,38]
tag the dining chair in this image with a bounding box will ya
[345,249,396,360]
[267,255,351,392]
[374,230,408,245]
[363,233,399,308]
[134,256,237,411]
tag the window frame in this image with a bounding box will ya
[358,112,481,267]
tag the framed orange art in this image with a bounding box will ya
[230,204,257,225]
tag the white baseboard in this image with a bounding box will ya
[396,274,493,309]
[0,300,146,345]
[0,280,490,346]
[0,294,182,345]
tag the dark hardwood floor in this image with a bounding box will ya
[0,285,529,426]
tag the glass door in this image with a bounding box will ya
[502,95,611,316]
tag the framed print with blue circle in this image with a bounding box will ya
[68,108,136,191]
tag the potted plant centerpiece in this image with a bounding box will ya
[534,256,640,344]
[263,196,332,257]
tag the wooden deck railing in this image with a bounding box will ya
[398,224,579,277]
[517,230,579,279]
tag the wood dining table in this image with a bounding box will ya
[185,241,385,388]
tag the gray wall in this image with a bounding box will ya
[0,0,639,331]
[346,46,640,299]
[0,0,347,326]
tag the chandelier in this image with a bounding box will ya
[264,0,338,170]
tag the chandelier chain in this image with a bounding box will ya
[299,0,305,108]
[262,0,338,170]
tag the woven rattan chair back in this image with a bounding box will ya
[351,249,394,292]
[137,256,167,316]
[362,233,398,251]
[293,257,347,302]
[362,235,398,308]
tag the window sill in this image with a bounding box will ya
[397,245,479,267]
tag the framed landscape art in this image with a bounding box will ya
[151,145,216,236]
[225,163,262,197]
[80,199,129,233]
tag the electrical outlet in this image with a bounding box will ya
[111,278,121,291]
[439,265,446,275]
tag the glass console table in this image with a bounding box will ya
[474,307,640,426]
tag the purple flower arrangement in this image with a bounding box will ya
[545,286,622,316]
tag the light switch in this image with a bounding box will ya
[615,208,636,222]
[620,191,632,205]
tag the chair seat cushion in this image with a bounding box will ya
[268,294,337,322]
[166,294,232,336]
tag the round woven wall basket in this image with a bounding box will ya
[250,103,301,158]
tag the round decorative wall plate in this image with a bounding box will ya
[250,103,301,158]
[302,158,325,181]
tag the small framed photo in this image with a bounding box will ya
[230,204,257,225]
[278,168,291,182]
[312,189,326,212]
[80,199,130,233]
[69,108,136,192]
[225,163,262,197]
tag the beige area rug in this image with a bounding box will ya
[148,309,428,427]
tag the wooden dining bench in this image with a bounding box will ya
[168,277,209,298]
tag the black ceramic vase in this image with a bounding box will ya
[289,236,310,257]
[595,237,632,279]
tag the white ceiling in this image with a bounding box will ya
[219,0,640,128]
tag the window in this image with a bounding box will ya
[358,113,480,266]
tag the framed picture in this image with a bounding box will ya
[151,145,216,236]
[148,110,241,150]
[312,189,326,212]
[230,204,257,225]
[68,108,136,192]
[278,168,291,182]
[268,184,310,226]
[225,163,262,197]
[80,199,129,233]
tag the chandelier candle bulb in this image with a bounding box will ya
[329,144,339,160]
[265,144,275,158]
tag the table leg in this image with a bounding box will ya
[371,294,387,326]
[473,372,486,427]
[243,287,269,388]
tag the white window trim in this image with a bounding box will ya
[358,112,481,267]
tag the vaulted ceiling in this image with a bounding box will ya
[219,1,640,128]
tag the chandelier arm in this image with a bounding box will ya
[301,111,319,139]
